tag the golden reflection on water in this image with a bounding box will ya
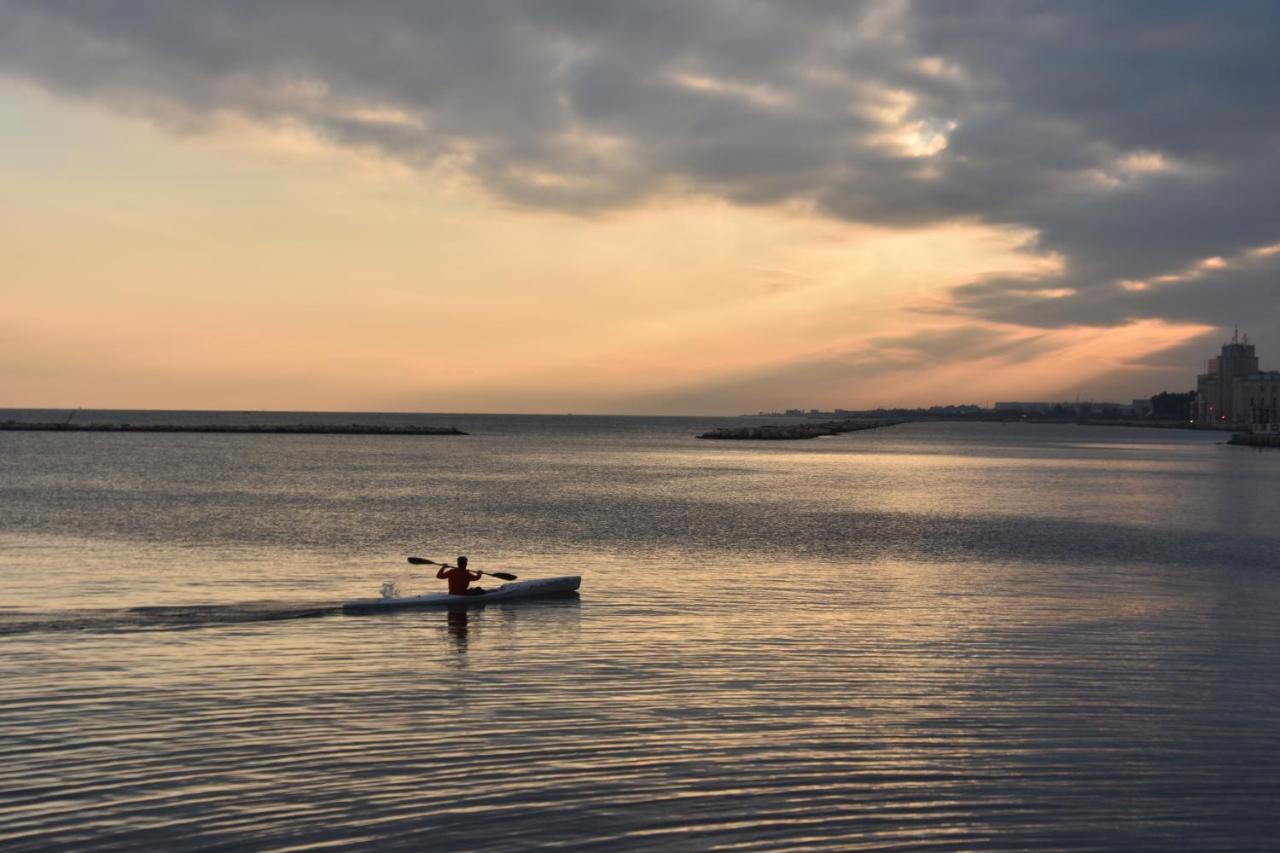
[611,443,1212,534]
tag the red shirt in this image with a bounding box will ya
[440,567,478,595]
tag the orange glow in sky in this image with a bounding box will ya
[0,21,1233,416]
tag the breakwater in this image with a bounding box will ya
[0,421,466,436]
[698,418,902,440]
[1229,432,1280,448]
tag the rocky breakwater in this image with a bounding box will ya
[1229,431,1280,448]
[697,419,903,440]
[0,421,467,436]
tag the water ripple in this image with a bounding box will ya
[3,423,1280,848]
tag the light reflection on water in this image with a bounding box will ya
[2,419,1280,849]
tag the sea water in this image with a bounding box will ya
[2,414,1279,849]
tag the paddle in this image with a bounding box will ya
[407,556,518,581]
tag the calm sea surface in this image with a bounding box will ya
[2,412,1279,850]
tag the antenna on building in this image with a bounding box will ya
[1233,324,1239,344]
[1243,331,1250,345]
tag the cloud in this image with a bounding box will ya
[866,325,1053,364]
[621,323,1057,412]
[3,0,1279,369]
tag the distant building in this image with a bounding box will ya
[1150,391,1196,421]
[1232,372,1280,428]
[1196,331,1269,426]
[994,401,1130,418]
[927,404,983,415]
[993,401,1056,413]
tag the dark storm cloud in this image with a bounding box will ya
[2,0,1278,338]
[950,248,1280,357]
[900,1,1280,336]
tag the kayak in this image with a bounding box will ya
[342,575,580,614]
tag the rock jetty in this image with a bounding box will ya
[697,419,902,440]
[1228,431,1280,448]
[0,421,466,436]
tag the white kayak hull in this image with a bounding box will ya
[343,575,580,614]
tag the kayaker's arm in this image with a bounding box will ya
[436,566,449,579]
[468,569,483,581]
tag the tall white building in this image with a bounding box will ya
[1196,332,1268,427]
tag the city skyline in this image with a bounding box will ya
[4,3,1280,414]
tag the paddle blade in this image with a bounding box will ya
[406,556,435,565]
[490,571,518,581]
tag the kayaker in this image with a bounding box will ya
[437,555,485,596]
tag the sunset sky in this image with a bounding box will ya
[3,1,1278,414]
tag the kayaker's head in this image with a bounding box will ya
[456,555,469,569]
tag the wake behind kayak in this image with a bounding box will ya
[342,576,580,614]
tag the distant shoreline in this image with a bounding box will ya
[698,419,903,440]
[0,421,466,436]
[744,414,1212,431]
